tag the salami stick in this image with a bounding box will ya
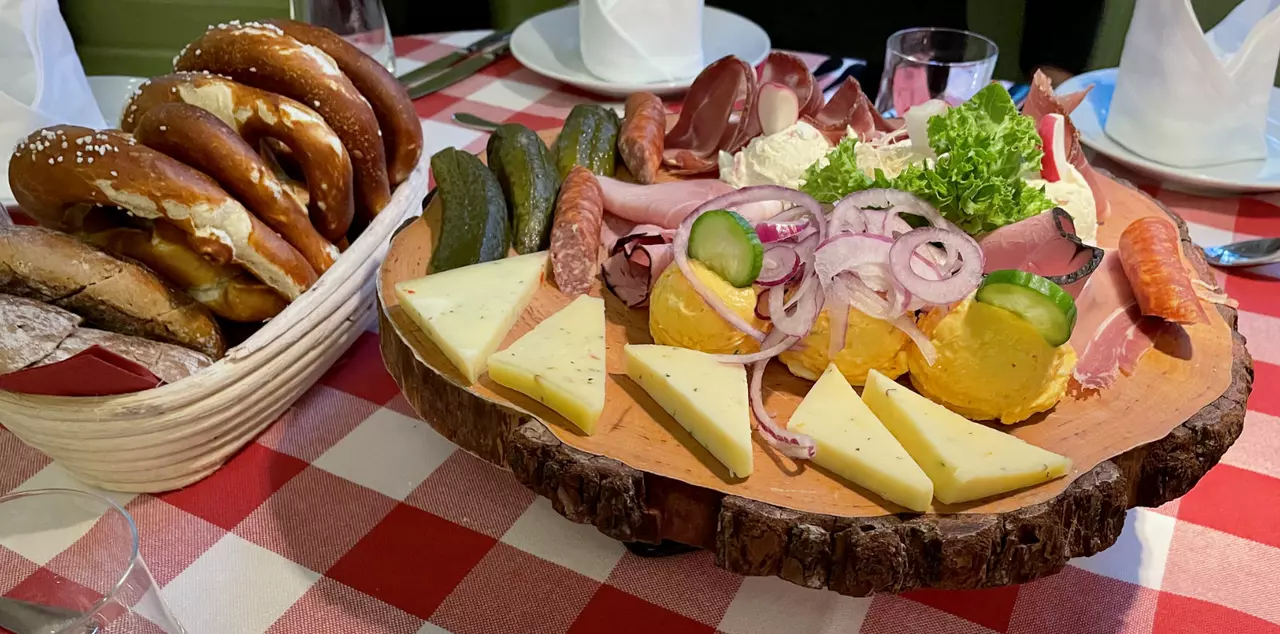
[550,166,604,296]
[618,92,666,184]
[1118,217,1207,324]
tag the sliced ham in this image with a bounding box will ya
[979,208,1103,297]
[597,176,785,229]
[812,77,899,141]
[664,56,759,175]
[1068,250,1158,390]
[1023,70,1110,224]
[601,228,675,308]
[759,51,823,118]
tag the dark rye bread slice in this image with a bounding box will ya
[0,225,226,358]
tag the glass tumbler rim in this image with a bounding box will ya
[0,487,142,634]
[885,26,999,68]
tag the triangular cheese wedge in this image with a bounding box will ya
[624,344,753,477]
[789,364,933,512]
[861,369,1072,505]
[488,295,606,434]
[394,252,547,384]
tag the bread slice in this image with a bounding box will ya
[32,328,213,384]
[0,225,226,358]
[0,294,81,374]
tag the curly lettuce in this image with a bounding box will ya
[800,84,1054,235]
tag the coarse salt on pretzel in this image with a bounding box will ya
[8,126,317,305]
[122,72,356,243]
[269,19,422,185]
[133,102,338,274]
[174,22,391,222]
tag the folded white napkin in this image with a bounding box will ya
[0,0,106,203]
[1105,0,1280,168]
[579,0,704,84]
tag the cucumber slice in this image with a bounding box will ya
[975,270,1077,347]
[688,210,763,288]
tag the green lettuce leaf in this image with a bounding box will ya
[800,84,1054,235]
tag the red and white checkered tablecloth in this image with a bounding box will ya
[3,31,1279,634]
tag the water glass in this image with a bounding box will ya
[0,489,183,634]
[874,27,998,117]
[290,0,396,73]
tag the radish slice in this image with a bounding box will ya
[757,246,802,286]
[756,219,810,243]
[748,357,817,459]
[758,82,801,136]
[888,227,984,304]
[1038,113,1067,182]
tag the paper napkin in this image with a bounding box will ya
[579,0,704,83]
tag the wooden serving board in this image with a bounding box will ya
[377,161,1250,593]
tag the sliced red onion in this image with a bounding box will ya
[754,293,771,320]
[828,193,869,235]
[888,227,983,305]
[749,357,817,459]
[768,279,823,338]
[827,298,849,357]
[863,209,914,238]
[711,328,799,365]
[894,314,936,365]
[755,219,810,243]
[757,245,802,286]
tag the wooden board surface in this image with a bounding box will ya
[378,173,1235,519]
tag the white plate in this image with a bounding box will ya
[1058,67,1280,194]
[2,75,144,209]
[510,5,770,98]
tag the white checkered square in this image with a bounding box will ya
[1069,508,1175,590]
[718,575,872,634]
[500,498,625,582]
[313,408,455,500]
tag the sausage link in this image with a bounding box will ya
[618,92,666,184]
[550,166,604,296]
[1118,217,1207,324]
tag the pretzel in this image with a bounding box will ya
[133,102,338,274]
[122,72,355,243]
[269,19,422,185]
[174,22,391,222]
[8,126,317,305]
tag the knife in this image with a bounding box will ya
[407,44,510,99]
[397,30,512,87]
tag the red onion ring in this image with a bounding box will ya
[757,245,802,286]
[894,314,936,365]
[756,219,811,243]
[748,356,817,459]
[888,227,983,305]
[711,328,799,365]
[828,193,869,235]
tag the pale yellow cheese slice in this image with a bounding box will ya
[488,295,605,434]
[789,364,933,512]
[393,252,547,384]
[861,369,1072,505]
[624,344,753,478]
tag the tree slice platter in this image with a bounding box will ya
[377,162,1250,592]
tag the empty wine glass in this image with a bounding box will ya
[0,489,183,633]
[290,0,396,73]
[874,27,998,117]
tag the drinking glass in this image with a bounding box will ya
[874,27,998,117]
[290,0,396,73]
[0,489,183,634]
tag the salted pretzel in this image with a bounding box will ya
[8,126,317,309]
[174,22,391,221]
[269,19,422,185]
[133,102,338,274]
[122,72,355,243]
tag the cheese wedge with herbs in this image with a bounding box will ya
[789,364,933,512]
[394,252,547,384]
[488,295,606,434]
[624,344,753,477]
[861,369,1072,505]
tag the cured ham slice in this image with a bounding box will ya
[1023,70,1111,224]
[759,52,823,118]
[664,56,759,175]
[1068,250,1159,390]
[979,208,1103,297]
[1118,217,1208,324]
[597,176,784,229]
[601,227,674,308]
[811,77,899,142]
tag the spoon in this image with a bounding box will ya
[0,597,97,634]
[451,112,501,132]
[1203,237,1280,267]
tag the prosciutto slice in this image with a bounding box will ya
[979,208,1103,297]
[1023,70,1111,224]
[759,52,824,118]
[597,176,784,229]
[1068,250,1159,390]
[812,77,900,141]
[664,56,759,175]
[601,226,675,308]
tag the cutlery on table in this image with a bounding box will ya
[396,30,511,87]
[1204,237,1280,267]
[0,596,97,634]
[451,112,502,132]
[399,31,512,99]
